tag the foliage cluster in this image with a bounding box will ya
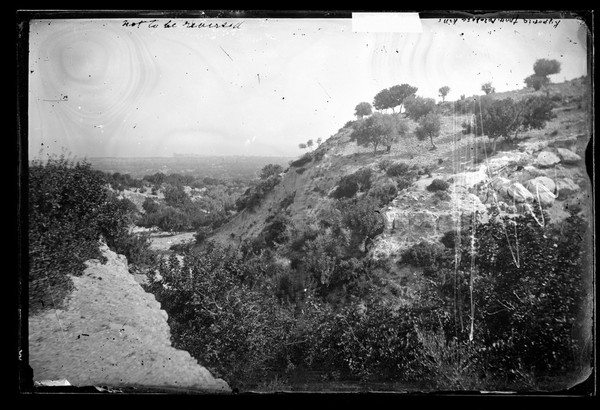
[28,156,156,313]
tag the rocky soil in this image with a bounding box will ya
[28,243,230,393]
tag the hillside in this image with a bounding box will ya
[207,78,592,264]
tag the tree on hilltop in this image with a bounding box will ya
[463,95,556,150]
[481,82,495,95]
[388,84,418,112]
[439,86,450,102]
[373,88,394,112]
[351,113,408,155]
[525,59,561,91]
[354,102,373,119]
[533,59,561,77]
[404,95,437,121]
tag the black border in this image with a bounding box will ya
[15,9,596,400]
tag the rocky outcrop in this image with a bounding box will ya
[28,243,230,392]
[525,176,557,206]
[507,182,534,203]
[536,151,561,168]
[556,147,582,165]
[556,177,580,198]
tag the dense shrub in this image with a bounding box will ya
[261,214,292,248]
[337,196,385,251]
[470,211,586,376]
[432,190,452,203]
[524,74,550,91]
[142,197,160,214]
[28,156,134,313]
[109,231,156,273]
[289,153,313,168]
[426,179,449,192]
[105,172,143,191]
[331,168,372,199]
[367,180,398,206]
[401,241,447,268]
[137,205,190,232]
[260,164,284,180]
[163,184,192,208]
[146,247,294,388]
[235,174,282,212]
[385,161,410,177]
[421,211,588,385]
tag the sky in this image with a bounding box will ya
[27,14,589,159]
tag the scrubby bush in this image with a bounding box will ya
[137,205,190,232]
[432,190,452,203]
[385,161,410,177]
[109,231,156,273]
[28,156,142,313]
[337,196,385,251]
[164,184,191,208]
[260,163,284,180]
[401,241,447,268]
[235,174,282,212]
[331,167,372,199]
[426,179,449,192]
[368,180,398,206]
[289,152,313,168]
[142,197,160,214]
[524,74,550,91]
[146,247,294,389]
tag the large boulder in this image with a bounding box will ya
[536,151,561,168]
[491,176,511,195]
[556,147,582,165]
[556,178,579,198]
[525,176,556,195]
[525,176,557,206]
[507,182,534,203]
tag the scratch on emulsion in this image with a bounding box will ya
[219,46,234,61]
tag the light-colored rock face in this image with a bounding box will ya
[525,176,556,194]
[536,151,561,168]
[376,190,486,259]
[28,243,230,393]
[525,176,557,206]
[556,147,582,164]
[556,177,580,198]
[507,182,534,203]
[491,176,511,195]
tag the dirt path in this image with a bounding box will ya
[28,243,230,392]
[147,231,196,253]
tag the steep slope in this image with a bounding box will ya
[209,79,591,262]
[28,242,230,392]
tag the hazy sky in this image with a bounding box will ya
[28,15,588,158]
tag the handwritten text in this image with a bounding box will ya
[122,19,244,29]
[439,17,561,29]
